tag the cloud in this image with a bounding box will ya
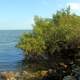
[67,2,80,10]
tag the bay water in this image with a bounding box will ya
[0,30,27,71]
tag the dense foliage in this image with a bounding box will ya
[17,7,80,66]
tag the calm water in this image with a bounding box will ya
[0,30,27,71]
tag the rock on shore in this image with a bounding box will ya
[0,70,47,80]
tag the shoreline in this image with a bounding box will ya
[0,63,80,80]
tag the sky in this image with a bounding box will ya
[0,0,80,30]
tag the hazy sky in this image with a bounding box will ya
[0,0,80,30]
